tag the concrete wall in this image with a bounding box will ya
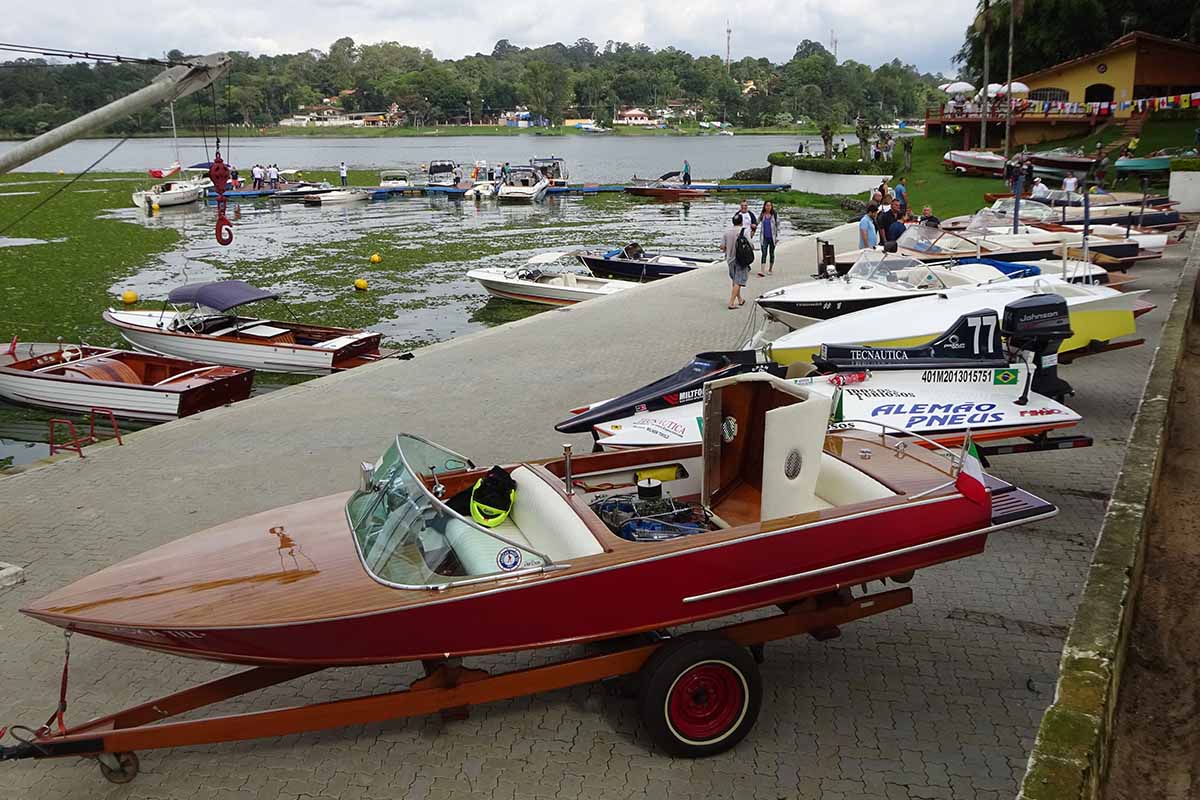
[1018,234,1200,800]
[1169,171,1200,212]
[784,168,891,196]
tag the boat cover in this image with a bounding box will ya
[167,280,279,311]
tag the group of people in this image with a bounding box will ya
[250,164,284,191]
[720,199,782,310]
[858,176,940,249]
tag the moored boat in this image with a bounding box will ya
[496,166,550,202]
[942,150,1007,177]
[0,343,253,421]
[1027,148,1100,172]
[530,156,569,187]
[468,256,633,305]
[578,243,722,280]
[378,170,411,188]
[103,280,383,375]
[131,179,205,209]
[302,189,369,205]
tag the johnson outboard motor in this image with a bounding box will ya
[1001,294,1074,402]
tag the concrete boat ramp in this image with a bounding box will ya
[0,224,1192,799]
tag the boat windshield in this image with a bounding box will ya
[347,435,548,589]
[965,209,1010,233]
[847,251,948,290]
[990,198,1056,221]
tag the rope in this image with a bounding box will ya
[0,137,129,236]
[0,42,200,68]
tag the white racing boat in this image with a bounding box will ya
[497,166,550,202]
[755,275,1152,367]
[758,252,1112,330]
[559,305,1086,452]
[103,280,383,375]
[468,254,633,306]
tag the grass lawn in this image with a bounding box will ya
[1135,116,1200,154]
[891,136,1008,218]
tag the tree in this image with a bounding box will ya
[815,101,848,157]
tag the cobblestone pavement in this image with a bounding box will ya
[0,224,1190,799]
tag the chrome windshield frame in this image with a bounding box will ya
[346,434,554,591]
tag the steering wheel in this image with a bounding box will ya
[60,345,83,362]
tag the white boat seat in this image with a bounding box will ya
[443,517,545,576]
[813,455,893,507]
[508,466,603,561]
[561,273,577,287]
[760,392,833,521]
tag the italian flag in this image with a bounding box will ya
[956,434,990,509]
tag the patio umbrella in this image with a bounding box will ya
[938,82,953,91]
[942,81,975,94]
[977,83,1007,98]
[996,81,1030,95]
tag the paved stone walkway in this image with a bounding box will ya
[0,224,1190,799]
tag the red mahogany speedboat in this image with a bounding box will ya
[4,373,1055,776]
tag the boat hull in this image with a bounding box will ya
[103,311,380,375]
[23,489,998,666]
[579,254,714,281]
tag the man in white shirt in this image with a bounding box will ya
[1062,173,1079,193]
[339,161,348,187]
[1030,177,1051,200]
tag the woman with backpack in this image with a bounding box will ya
[757,201,780,277]
[721,213,754,309]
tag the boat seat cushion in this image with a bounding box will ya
[814,455,894,507]
[760,393,833,521]
[509,466,604,562]
[443,517,544,576]
[561,273,577,287]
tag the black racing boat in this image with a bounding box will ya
[578,243,721,281]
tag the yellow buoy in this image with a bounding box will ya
[151,202,161,213]
[121,290,139,305]
[57,169,65,176]
[354,278,369,291]
[369,252,382,264]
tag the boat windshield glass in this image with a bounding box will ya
[990,198,1056,221]
[965,210,1010,233]
[347,435,547,588]
[847,251,947,290]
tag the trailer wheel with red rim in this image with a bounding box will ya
[637,633,762,757]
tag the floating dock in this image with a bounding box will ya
[207,182,792,203]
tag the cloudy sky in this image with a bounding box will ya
[6,0,976,75]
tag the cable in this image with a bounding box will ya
[0,137,129,236]
[0,42,199,68]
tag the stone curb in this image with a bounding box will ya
[1018,230,1200,800]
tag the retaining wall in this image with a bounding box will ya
[1017,233,1200,799]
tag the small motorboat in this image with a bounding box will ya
[835,222,1143,269]
[0,342,253,421]
[1027,148,1100,172]
[943,150,1007,177]
[271,181,335,201]
[1114,155,1171,172]
[757,252,1109,331]
[5,371,1056,767]
[497,166,550,202]
[468,255,633,306]
[378,170,411,188]
[103,280,383,375]
[464,161,500,198]
[560,300,1087,451]
[426,159,459,188]
[530,156,569,187]
[942,199,1182,233]
[130,179,206,209]
[624,184,709,200]
[755,275,1151,367]
[302,189,369,205]
[578,243,722,281]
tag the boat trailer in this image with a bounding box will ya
[0,587,911,782]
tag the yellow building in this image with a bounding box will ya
[1018,31,1200,120]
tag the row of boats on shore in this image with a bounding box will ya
[0,169,1187,775]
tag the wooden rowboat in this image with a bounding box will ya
[0,343,253,420]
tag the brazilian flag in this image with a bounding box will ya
[993,368,1019,385]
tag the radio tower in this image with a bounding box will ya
[725,20,732,72]
[830,29,838,59]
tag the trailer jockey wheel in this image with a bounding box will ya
[637,633,761,758]
[97,751,139,784]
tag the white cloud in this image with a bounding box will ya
[1,0,974,75]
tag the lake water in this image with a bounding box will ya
[0,133,856,182]
[0,169,847,468]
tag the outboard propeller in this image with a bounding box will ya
[1001,294,1074,403]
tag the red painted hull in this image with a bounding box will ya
[30,495,990,666]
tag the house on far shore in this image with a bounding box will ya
[616,108,660,126]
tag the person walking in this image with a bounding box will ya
[737,199,758,236]
[859,203,880,249]
[682,159,692,186]
[893,177,908,215]
[721,213,753,309]
[1062,172,1079,193]
[339,161,349,187]
[502,161,511,184]
[757,201,780,277]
